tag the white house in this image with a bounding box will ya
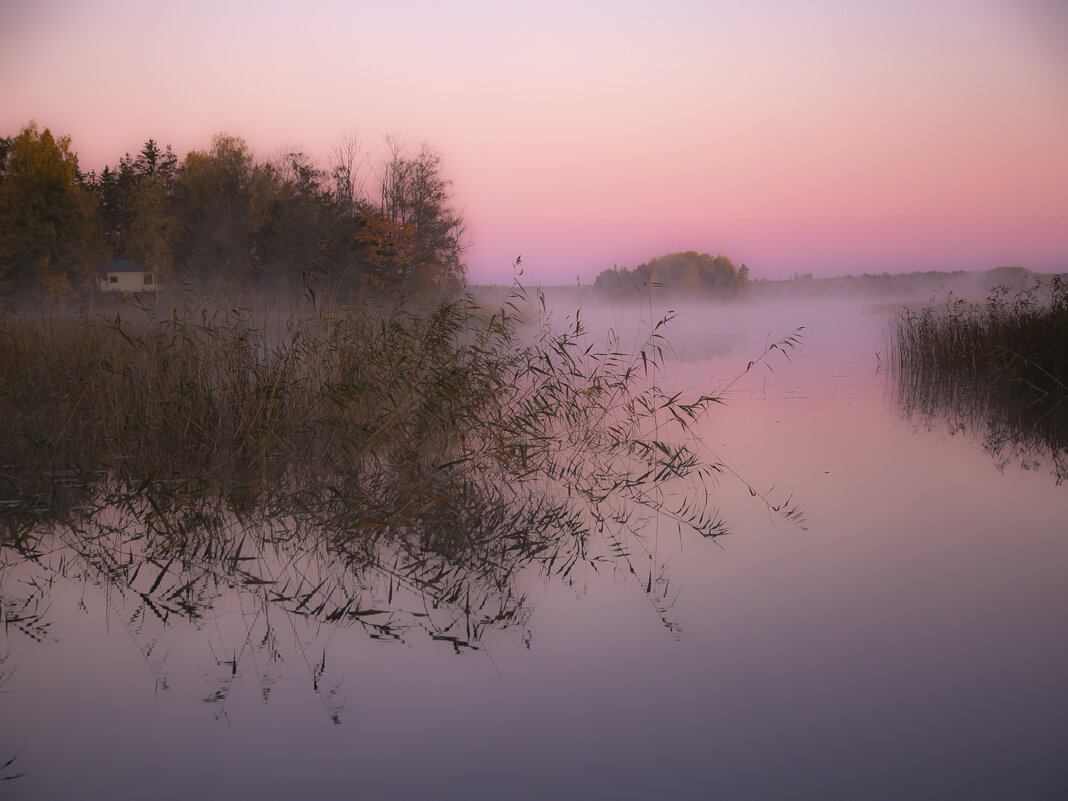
[98,260,156,292]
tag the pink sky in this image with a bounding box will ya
[3,0,1066,284]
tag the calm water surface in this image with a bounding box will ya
[3,297,1066,800]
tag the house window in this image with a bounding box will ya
[143,274,153,285]
[109,276,118,283]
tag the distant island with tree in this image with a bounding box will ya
[593,251,749,299]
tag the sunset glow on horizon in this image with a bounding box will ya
[3,0,1066,284]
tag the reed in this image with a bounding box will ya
[890,276,1068,398]
[1,282,727,550]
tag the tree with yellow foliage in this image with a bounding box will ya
[0,121,101,298]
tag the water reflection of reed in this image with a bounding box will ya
[893,370,1067,484]
[0,477,688,723]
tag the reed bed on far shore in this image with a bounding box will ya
[890,276,1067,399]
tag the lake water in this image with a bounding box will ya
[3,295,1066,800]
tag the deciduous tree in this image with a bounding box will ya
[0,121,101,297]
[377,138,467,295]
[171,133,257,285]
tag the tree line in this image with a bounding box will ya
[0,121,468,301]
[593,251,749,299]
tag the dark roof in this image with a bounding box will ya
[100,259,149,273]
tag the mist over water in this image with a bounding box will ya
[2,282,1066,800]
